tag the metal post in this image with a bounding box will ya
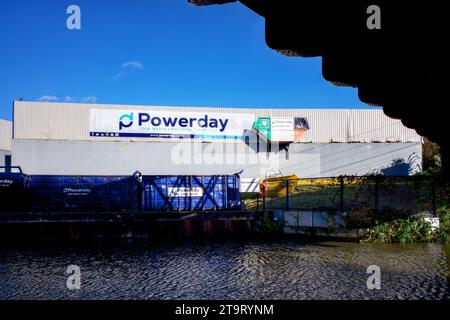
[177,177,181,212]
[5,156,11,173]
[340,176,344,212]
[213,176,217,211]
[224,175,228,210]
[262,192,266,213]
[286,180,290,211]
[166,178,170,212]
[256,193,259,212]
[237,176,242,211]
[189,176,192,211]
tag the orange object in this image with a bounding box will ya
[259,179,268,196]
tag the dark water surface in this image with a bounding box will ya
[1,239,449,300]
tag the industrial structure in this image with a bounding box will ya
[0,119,12,168]
[8,101,422,192]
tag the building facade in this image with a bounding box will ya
[0,119,12,169]
[11,101,422,191]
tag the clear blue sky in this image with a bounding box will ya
[0,0,375,121]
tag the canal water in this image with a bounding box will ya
[1,240,449,300]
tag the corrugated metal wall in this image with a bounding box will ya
[0,119,12,151]
[13,101,421,143]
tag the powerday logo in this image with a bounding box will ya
[119,112,134,130]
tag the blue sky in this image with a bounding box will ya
[0,0,374,120]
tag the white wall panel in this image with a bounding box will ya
[0,119,12,151]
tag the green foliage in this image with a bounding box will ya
[362,216,433,243]
[240,192,259,201]
[344,206,408,229]
[436,181,450,208]
[363,207,450,243]
[434,206,450,242]
[421,138,441,174]
[344,208,377,229]
[258,211,284,236]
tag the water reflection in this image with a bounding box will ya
[0,240,449,300]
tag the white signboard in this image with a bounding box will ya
[271,117,294,130]
[168,187,204,197]
[89,109,255,141]
[271,117,294,142]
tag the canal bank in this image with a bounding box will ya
[0,211,256,242]
[1,169,446,243]
[0,210,368,242]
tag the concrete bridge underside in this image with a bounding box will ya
[188,0,449,177]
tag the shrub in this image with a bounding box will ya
[258,211,285,236]
[344,206,408,230]
[434,206,450,243]
[344,208,377,229]
[362,216,434,243]
[363,207,450,244]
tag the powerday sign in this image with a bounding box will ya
[168,187,203,198]
[89,109,255,141]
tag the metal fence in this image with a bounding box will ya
[243,176,439,216]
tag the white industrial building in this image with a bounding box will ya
[0,119,12,168]
[9,101,422,191]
